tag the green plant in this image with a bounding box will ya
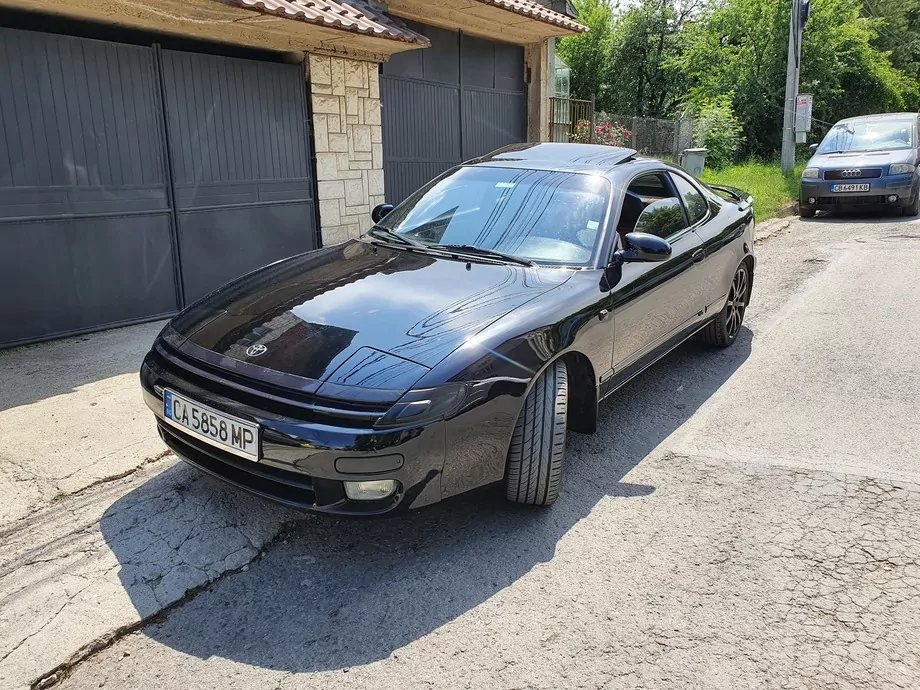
[556,0,614,107]
[571,114,632,146]
[701,159,805,220]
[691,95,744,169]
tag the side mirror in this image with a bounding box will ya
[371,203,394,223]
[809,143,819,151]
[615,232,672,263]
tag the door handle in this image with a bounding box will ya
[692,249,706,264]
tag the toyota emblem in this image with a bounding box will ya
[246,344,268,357]
[841,169,862,178]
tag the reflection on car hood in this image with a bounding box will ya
[808,148,917,169]
[174,241,574,389]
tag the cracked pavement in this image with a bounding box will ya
[0,321,168,526]
[0,460,295,688]
[3,213,920,689]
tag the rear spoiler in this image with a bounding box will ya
[708,184,754,212]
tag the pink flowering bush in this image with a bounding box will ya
[570,116,631,147]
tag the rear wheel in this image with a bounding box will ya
[701,262,749,348]
[505,361,568,506]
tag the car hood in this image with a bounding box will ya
[808,148,917,169]
[172,240,573,393]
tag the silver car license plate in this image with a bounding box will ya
[831,183,870,192]
[163,389,259,461]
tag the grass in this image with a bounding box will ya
[701,159,805,220]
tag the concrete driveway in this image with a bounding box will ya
[0,322,167,526]
[3,212,920,690]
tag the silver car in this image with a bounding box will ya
[799,113,920,218]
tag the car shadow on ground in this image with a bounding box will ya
[804,209,919,225]
[100,328,752,674]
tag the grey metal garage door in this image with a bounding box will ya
[0,28,317,347]
[160,50,317,304]
[380,22,526,204]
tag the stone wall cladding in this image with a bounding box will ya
[308,54,385,246]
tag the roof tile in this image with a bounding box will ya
[231,0,431,45]
[473,0,588,33]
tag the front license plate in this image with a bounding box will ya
[163,389,259,461]
[831,183,870,192]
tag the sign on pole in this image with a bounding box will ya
[795,94,813,132]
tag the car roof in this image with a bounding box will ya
[463,142,666,182]
[835,112,919,125]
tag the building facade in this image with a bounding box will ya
[0,0,584,346]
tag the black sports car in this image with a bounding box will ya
[141,143,754,516]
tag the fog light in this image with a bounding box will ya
[888,194,899,203]
[344,479,397,501]
[807,197,816,205]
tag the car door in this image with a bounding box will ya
[670,170,741,314]
[609,172,706,374]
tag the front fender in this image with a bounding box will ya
[425,271,612,498]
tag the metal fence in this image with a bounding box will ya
[548,100,694,162]
[549,97,595,143]
[605,113,694,161]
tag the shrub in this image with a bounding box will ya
[571,114,632,147]
[690,95,744,169]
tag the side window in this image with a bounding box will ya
[671,174,709,226]
[635,198,687,239]
[616,172,688,240]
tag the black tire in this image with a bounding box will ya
[800,206,816,218]
[903,188,920,217]
[505,360,568,506]
[702,262,750,348]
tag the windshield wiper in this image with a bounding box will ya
[434,244,537,267]
[367,226,425,247]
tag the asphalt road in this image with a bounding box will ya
[57,213,920,690]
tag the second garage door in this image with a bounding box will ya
[380,22,526,204]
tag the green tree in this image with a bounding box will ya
[862,0,920,92]
[673,0,791,155]
[607,0,697,116]
[559,0,920,157]
[691,94,745,167]
[556,0,614,107]
[801,0,919,136]
[674,0,919,156]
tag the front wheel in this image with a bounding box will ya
[800,206,816,218]
[903,188,920,217]
[505,361,568,506]
[701,262,749,348]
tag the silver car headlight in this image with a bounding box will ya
[802,167,820,179]
[890,163,916,175]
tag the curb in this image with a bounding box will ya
[775,201,798,218]
[755,217,793,243]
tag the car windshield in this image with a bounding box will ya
[375,166,611,266]
[817,118,915,154]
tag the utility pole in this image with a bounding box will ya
[781,0,804,174]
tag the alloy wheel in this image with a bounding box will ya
[725,265,748,339]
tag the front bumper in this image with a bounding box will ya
[800,175,917,211]
[141,343,447,517]
[141,339,524,516]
